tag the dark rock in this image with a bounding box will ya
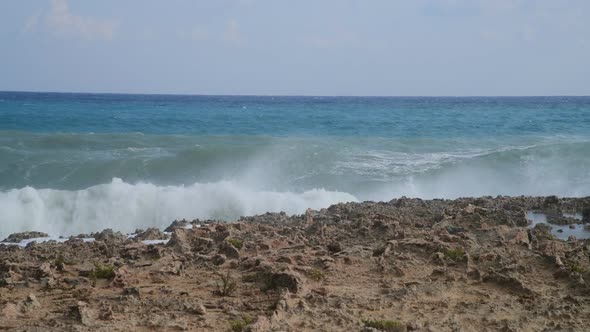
[135,228,169,241]
[268,270,302,293]
[69,301,94,326]
[92,229,126,243]
[123,287,141,297]
[219,242,240,259]
[211,254,226,266]
[164,219,189,232]
[447,227,465,235]
[543,196,559,207]
[2,231,49,243]
[327,242,342,253]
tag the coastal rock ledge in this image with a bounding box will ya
[1,196,590,331]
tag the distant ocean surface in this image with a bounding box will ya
[1,92,589,237]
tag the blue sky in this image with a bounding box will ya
[1,0,589,96]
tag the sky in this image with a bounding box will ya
[1,0,589,96]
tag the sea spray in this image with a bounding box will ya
[0,178,357,238]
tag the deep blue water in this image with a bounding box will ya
[0,91,589,236]
[2,92,589,137]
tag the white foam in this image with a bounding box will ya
[142,239,169,245]
[0,178,357,238]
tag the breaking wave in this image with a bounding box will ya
[0,178,357,238]
[0,178,356,237]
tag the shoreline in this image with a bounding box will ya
[1,195,590,331]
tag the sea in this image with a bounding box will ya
[1,92,589,238]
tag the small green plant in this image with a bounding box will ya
[568,262,587,274]
[363,319,406,332]
[229,315,253,332]
[226,238,243,250]
[443,248,465,261]
[214,271,238,297]
[306,268,325,282]
[90,263,115,279]
[54,253,68,271]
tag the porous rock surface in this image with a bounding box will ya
[1,196,590,331]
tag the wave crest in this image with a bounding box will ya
[0,178,357,238]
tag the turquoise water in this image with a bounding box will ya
[1,92,589,236]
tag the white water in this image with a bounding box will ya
[0,178,357,238]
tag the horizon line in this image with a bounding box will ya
[1,89,589,98]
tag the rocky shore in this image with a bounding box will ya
[1,196,590,331]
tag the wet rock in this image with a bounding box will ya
[136,228,169,241]
[164,219,189,232]
[92,229,126,243]
[549,216,580,226]
[543,196,560,207]
[532,223,553,239]
[2,231,49,243]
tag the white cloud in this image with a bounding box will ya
[25,0,117,41]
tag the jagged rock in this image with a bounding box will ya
[219,241,240,259]
[245,316,271,331]
[483,272,534,296]
[2,231,49,243]
[240,256,267,270]
[92,229,126,243]
[164,219,189,232]
[123,287,140,297]
[121,243,146,259]
[276,255,294,264]
[183,301,206,315]
[211,254,226,266]
[212,225,231,242]
[69,301,94,326]
[18,293,41,314]
[2,196,590,331]
[111,266,132,287]
[167,228,214,254]
[327,242,343,253]
[268,270,303,293]
[136,228,169,241]
[1,303,19,319]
